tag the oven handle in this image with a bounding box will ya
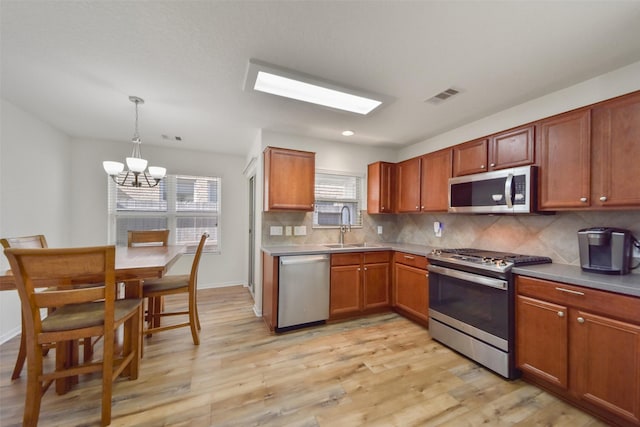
[427,265,508,290]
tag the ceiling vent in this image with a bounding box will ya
[425,88,460,105]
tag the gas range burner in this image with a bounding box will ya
[428,248,552,274]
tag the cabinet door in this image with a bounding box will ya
[363,262,390,310]
[367,162,395,213]
[330,265,361,317]
[396,157,421,212]
[516,295,569,389]
[420,148,452,212]
[489,125,534,170]
[538,109,591,210]
[571,310,640,424]
[591,91,640,208]
[393,263,428,322]
[264,147,315,211]
[453,138,488,176]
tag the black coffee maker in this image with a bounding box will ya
[578,227,633,275]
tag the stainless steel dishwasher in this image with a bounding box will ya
[278,254,330,329]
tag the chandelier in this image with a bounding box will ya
[103,96,166,187]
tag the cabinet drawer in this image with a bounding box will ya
[331,252,362,266]
[516,275,640,324]
[364,251,391,264]
[394,252,428,269]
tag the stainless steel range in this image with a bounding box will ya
[426,248,551,379]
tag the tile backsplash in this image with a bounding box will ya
[263,210,640,269]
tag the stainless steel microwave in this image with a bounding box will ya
[448,165,537,214]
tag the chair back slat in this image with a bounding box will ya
[1,234,48,249]
[34,287,106,308]
[127,230,169,247]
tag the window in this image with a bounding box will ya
[108,174,220,253]
[313,172,363,227]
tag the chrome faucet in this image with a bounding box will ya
[339,206,351,244]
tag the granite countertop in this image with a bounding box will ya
[513,263,640,297]
[262,243,640,298]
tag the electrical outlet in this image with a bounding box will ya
[270,226,283,236]
[434,221,443,238]
[294,226,307,236]
[377,226,383,235]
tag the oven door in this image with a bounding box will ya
[428,265,509,351]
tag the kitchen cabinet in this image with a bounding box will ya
[420,148,453,212]
[591,90,640,208]
[330,251,391,319]
[396,157,422,212]
[537,108,592,210]
[516,275,640,426]
[393,252,429,326]
[367,161,395,214]
[395,148,452,213]
[453,125,534,177]
[262,252,279,332]
[452,138,488,176]
[263,146,315,211]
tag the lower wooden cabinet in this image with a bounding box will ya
[330,251,391,319]
[392,252,429,326]
[516,275,640,426]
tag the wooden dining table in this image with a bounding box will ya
[0,244,185,391]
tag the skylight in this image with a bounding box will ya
[245,59,387,115]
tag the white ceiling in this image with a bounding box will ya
[2,1,640,156]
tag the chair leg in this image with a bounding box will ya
[23,345,45,427]
[11,322,27,380]
[188,294,200,345]
[101,328,115,427]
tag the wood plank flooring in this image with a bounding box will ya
[0,286,606,426]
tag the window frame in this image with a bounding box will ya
[107,174,221,254]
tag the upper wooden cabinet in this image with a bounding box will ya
[263,147,315,211]
[420,148,453,212]
[591,91,640,208]
[489,125,535,170]
[367,162,395,214]
[453,125,535,177]
[453,138,488,176]
[537,108,591,210]
[396,157,422,212]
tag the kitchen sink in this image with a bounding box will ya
[323,243,383,249]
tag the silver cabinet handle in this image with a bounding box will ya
[404,255,415,260]
[480,165,485,169]
[599,196,607,202]
[580,197,588,203]
[557,311,564,317]
[364,267,368,271]
[415,206,419,210]
[555,287,585,296]
[577,317,585,324]
[490,163,496,167]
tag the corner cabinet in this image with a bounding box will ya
[367,162,395,214]
[392,252,429,327]
[516,275,640,426]
[263,146,315,211]
[330,251,391,320]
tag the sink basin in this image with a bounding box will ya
[323,243,383,249]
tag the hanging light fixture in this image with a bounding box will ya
[103,96,166,187]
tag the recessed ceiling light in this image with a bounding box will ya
[342,130,355,136]
[245,59,389,115]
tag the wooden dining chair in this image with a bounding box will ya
[127,229,170,332]
[1,235,50,380]
[127,229,170,247]
[3,245,142,427]
[142,233,208,345]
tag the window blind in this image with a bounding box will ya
[313,172,362,227]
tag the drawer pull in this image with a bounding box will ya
[557,311,564,317]
[404,255,415,260]
[577,317,585,324]
[555,287,585,296]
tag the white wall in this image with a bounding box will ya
[0,100,72,342]
[69,138,249,288]
[399,60,640,160]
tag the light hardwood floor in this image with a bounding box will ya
[0,286,606,426]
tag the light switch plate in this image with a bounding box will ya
[270,226,283,236]
[294,226,307,236]
[285,226,292,236]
